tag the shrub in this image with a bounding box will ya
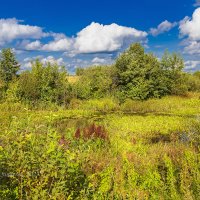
[73,65,114,99]
[17,60,70,105]
[79,98,119,112]
[74,123,108,140]
[0,119,88,199]
[114,44,169,100]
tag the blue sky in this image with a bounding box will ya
[0,0,200,73]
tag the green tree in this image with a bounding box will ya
[114,43,166,100]
[0,48,20,84]
[75,67,85,76]
[183,71,200,92]
[74,65,114,99]
[17,60,70,105]
[185,73,200,92]
[160,50,187,95]
[193,71,200,79]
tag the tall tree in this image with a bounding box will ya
[114,43,166,100]
[18,60,69,105]
[74,65,113,99]
[160,50,186,95]
[0,48,20,84]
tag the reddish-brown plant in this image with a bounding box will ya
[74,123,108,140]
[75,128,81,139]
[58,135,70,149]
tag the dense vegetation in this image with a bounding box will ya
[0,44,200,199]
[0,43,200,105]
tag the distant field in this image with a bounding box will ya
[67,75,80,83]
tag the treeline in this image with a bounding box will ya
[0,43,200,106]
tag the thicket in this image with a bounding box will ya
[0,47,200,199]
[0,106,200,199]
[0,44,200,106]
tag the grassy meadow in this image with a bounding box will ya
[0,93,200,199]
[1,45,200,199]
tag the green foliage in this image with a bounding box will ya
[163,155,180,199]
[194,71,200,79]
[77,98,119,112]
[17,60,70,105]
[5,80,20,103]
[1,43,200,199]
[114,44,169,100]
[0,115,87,199]
[186,72,200,92]
[160,50,187,95]
[0,79,6,100]
[1,43,200,105]
[114,44,188,101]
[121,94,200,115]
[75,67,85,76]
[74,65,114,99]
[0,48,20,85]
[0,94,200,199]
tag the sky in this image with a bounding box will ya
[0,0,200,73]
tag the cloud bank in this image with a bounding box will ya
[74,22,147,53]
[14,21,147,54]
[0,18,148,54]
[179,8,200,55]
[0,18,45,45]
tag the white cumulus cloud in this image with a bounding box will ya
[22,56,65,70]
[22,40,42,50]
[0,18,45,45]
[149,20,177,36]
[21,36,73,51]
[40,56,64,65]
[21,22,147,54]
[183,41,200,54]
[41,38,72,51]
[92,57,106,63]
[179,8,200,55]
[179,8,200,41]
[74,22,147,53]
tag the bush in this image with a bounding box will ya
[0,117,88,199]
[186,73,200,92]
[17,60,70,105]
[79,98,119,112]
[114,44,188,101]
[73,66,114,99]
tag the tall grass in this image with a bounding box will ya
[0,94,200,199]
